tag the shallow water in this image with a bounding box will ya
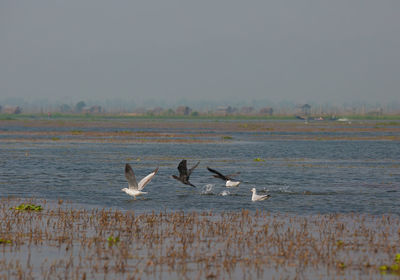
[1,121,399,215]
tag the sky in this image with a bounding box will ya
[1,0,399,107]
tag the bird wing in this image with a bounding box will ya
[177,160,188,178]
[125,163,138,190]
[260,194,270,200]
[257,194,271,201]
[207,167,228,180]
[138,167,159,191]
[188,161,200,177]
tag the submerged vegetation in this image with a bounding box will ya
[0,198,399,279]
[0,238,12,244]
[1,117,399,144]
[12,203,43,211]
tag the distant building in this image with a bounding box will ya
[147,107,164,116]
[175,106,192,116]
[81,106,91,114]
[165,108,175,116]
[91,106,103,114]
[59,104,72,113]
[367,108,383,117]
[259,107,273,116]
[296,104,311,117]
[132,107,147,115]
[240,106,254,115]
[2,106,21,114]
[82,106,103,114]
[215,106,236,116]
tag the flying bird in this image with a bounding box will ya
[121,163,159,199]
[207,167,241,187]
[251,188,271,201]
[172,160,200,187]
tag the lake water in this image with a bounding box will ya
[1,120,399,215]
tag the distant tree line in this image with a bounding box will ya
[2,100,400,117]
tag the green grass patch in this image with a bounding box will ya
[107,235,120,246]
[341,115,400,120]
[70,130,83,135]
[12,203,43,211]
[375,121,400,126]
[0,238,12,244]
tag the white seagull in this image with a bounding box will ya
[251,188,271,201]
[207,167,241,187]
[121,163,159,199]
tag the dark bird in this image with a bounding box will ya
[172,160,200,187]
[207,167,241,187]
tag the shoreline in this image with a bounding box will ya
[1,118,399,143]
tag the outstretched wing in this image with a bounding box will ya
[138,167,159,191]
[207,167,228,181]
[177,160,188,178]
[125,163,138,190]
[188,161,200,177]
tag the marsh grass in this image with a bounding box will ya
[1,198,399,279]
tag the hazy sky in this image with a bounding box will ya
[1,0,399,106]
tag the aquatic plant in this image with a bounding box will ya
[336,240,344,247]
[1,196,400,279]
[12,203,43,211]
[70,130,83,135]
[380,254,400,275]
[337,262,346,269]
[107,235,120,246]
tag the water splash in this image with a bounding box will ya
[201,184,215,195]
[279,186,293,193]
[220,190,230,196]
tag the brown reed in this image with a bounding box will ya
[0,197,399,279]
